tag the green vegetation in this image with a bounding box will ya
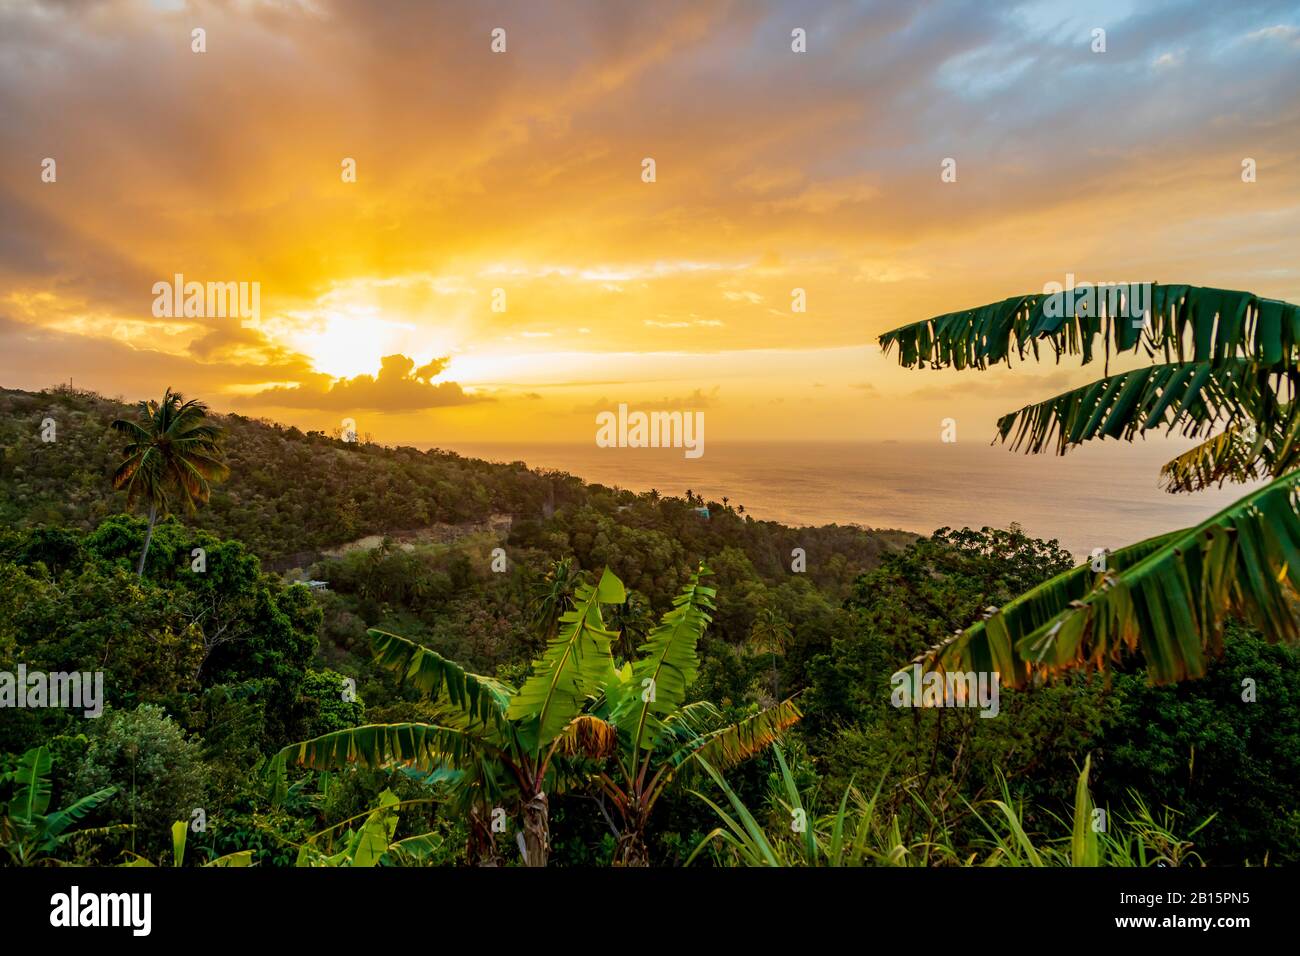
[274,566,800,866]
[1,746,120,865]
[1,382,1297,866]
[880,285,1300,687]
[110,388,229,576]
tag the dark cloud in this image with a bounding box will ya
[245,353,486,412]
[0,313,288,405]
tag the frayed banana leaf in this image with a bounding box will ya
[880,284,1300,371]
[275,723,486,774]
[996,360,1292,455]
[1161,411,1300,493]
[368,628,514,731]
[916,469,1300,686]
[906,531,1179,686]
[1021,468,1300,683]
[552,715,619,759]
[674,698,803,776]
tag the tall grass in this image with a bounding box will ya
[687,748,1216,867]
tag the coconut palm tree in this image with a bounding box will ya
[749,605,792,699]
[111,387,228,576]
[878,284,1300,686]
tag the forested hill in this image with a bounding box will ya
[4,383,1297,869]
[0,385,912,590]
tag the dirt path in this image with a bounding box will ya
[266,513,514,573]
[320,513,514,558]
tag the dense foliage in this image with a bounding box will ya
[1,385,1296,866]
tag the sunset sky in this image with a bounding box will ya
[1,0,1298,445]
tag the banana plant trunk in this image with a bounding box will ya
[519,791,549,866]
[467,805,504,867]
[614,822,650,867]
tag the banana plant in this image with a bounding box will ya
[879,284,1300,685]
[0,746,120,865]
[273,568,628,866]
[273,564,800,866]
[591,565,802,865]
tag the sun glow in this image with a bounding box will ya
[269,308,427,381]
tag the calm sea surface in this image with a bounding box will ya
[438,439,1254,559]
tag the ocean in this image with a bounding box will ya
[441,439,1255,560]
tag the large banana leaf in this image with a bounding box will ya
[906,531,1178,687]
[508,567,624,749]
[917,469,1300,686]
[351,790,401,867]
[674,698,803,775]
[295,790,402,868]
[276,723,487,774]
[1161,412,1300,493]
[368,628,514,732]
[6,746,53,823]
[44,786,117,841]
[996,360,1289,455]
[381,832,444,866]
[616,566,715,751]
[879,284,1300,371]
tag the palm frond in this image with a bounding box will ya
[110,387,227,515]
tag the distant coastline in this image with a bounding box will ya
[432,439,1255,560]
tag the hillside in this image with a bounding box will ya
[0,384,913,589]
[3,383,1296,869]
